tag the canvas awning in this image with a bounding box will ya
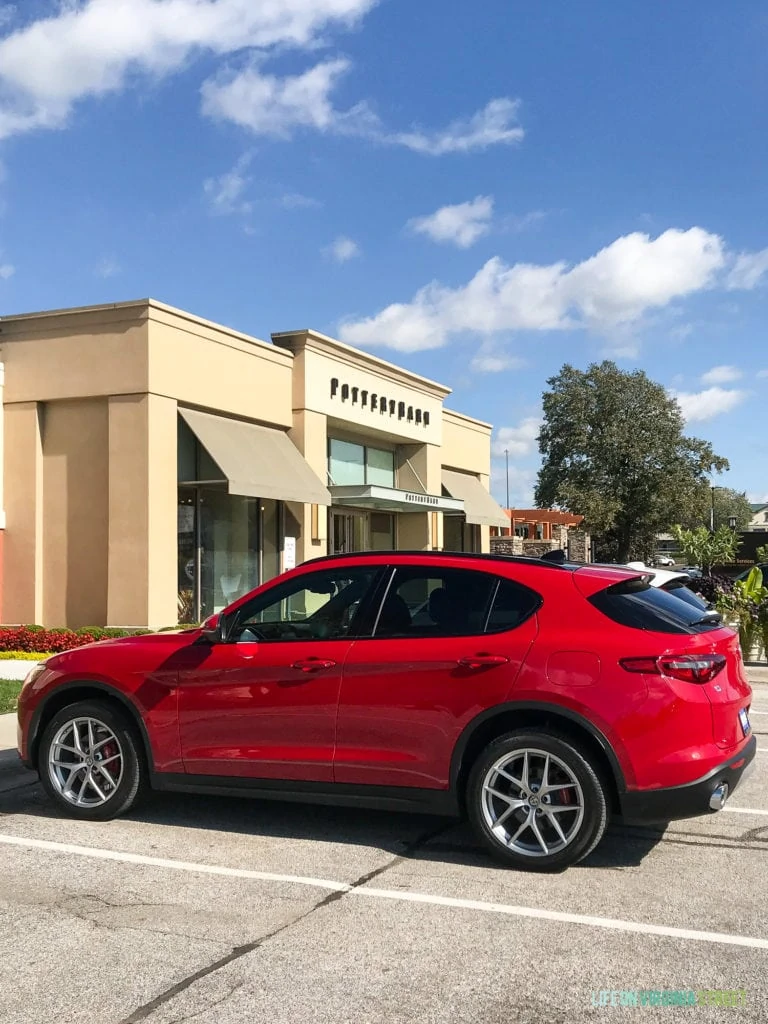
[442,469,509,527]
[179,408,330,505]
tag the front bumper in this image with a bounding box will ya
[619,735,757,824]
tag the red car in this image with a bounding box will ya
[17,552,755,871]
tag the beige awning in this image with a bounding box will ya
[179,408,330,506]
[442,469,509,527]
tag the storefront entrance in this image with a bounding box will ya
[329,509,395,554]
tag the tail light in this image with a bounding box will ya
[620,653,726,684]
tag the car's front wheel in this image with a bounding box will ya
[467,730,608,871]
[38,699,147,821]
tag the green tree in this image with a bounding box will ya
[755,543,768,563]
[671,525,741,575]
[535,361,728,563]
[679,485,754,532]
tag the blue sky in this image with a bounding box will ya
[1,0,767,506]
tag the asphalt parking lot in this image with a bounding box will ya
[1,685,767,1024]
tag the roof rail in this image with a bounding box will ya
[301,549,573,570]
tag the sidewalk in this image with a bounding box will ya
[0,712,36,794]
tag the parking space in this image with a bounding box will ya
[1,686,767,1023]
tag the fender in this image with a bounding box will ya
[26,679,156,771]
[449,700,629,794]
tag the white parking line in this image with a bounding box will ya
[1,832,768,951]
[722,806,768,817]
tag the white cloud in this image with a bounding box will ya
[672,386,748,423]
[280,191,321,210]
[385,98,523,155]
[408,196,493,249]
[492,417,542,458]
[203,152,253,215]
[470,352,525,373]
[758,369,768,379]
[700,364,742,385]
[726,248,768,290]
[340,227,725,353]
[489,463,537,508]
[324,235,360,263]
[94,257,120,278]
[203,59,523,154]
[0,260,14,279]
[201,57,366,137]
[0,0,377,139]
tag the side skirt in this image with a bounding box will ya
[150,772,461,817]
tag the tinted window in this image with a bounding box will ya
[372,568,540,638]
[228,567,379,642]
[590,579,721,634]
[486,578,541,633]
[661,580,709,612]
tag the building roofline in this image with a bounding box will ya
[1,298,152,322]
[271,328,452,398]
[442,407,493,431]
[1,298,292,363]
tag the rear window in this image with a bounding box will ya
[589,578,722,634]
[661,580,709,612]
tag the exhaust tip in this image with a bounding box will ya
[709,783,729,811]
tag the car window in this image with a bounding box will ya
[228,567,379,643]
[485,578,541,633]
[661,580,709,612]
[372,567,539,639]
[590,578,721,634]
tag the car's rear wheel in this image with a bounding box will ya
[38,699,147,821]
[467,730,608,871]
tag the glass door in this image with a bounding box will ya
[330,510,368,554]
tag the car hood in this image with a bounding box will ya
[42,629,201,670]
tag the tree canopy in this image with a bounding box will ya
[535,361,729,563]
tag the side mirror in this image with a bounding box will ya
[200,613,224,644]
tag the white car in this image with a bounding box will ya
[625,562,711,613]
[654,555,676,567]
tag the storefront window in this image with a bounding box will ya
[261,498,280,585]
[198,491,260,619]
[366,448,395,487]
[178,418,283,623]
[328,438,395,488]
[370,512,395,550]
[329,439,365,485]
[443,516,480,553]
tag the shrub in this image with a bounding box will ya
[0,625,153,654]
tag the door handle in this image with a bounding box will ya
[457,654,510,669]
[291,659,337,672]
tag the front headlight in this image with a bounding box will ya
[21,663,47,692]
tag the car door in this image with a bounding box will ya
[177,565,381,781]
[335,564,540,789]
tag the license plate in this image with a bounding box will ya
[739,708,751,736]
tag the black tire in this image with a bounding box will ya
[467,730,608,871]
[38,699,147,821]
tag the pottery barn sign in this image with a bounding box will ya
[330,377,430,426]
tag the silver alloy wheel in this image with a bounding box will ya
[48,717,124,808]
[480,747,585,857]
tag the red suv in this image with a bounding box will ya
[17,552,755,870]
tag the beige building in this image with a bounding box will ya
[0,300,507,629]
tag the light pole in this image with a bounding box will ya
[710,485,715,534]
[504,449,510,511]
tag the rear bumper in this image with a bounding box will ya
[619,735,757,824]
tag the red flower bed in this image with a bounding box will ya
[0,627,96,654]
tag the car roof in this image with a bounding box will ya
[302,550,644,584]
[302,550,576,571]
